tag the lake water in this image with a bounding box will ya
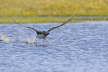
[0,21,108,72]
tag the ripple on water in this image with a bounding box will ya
[0,22,108,72]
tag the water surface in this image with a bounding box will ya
[0,21,108,72]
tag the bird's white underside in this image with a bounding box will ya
[36,34,46,39]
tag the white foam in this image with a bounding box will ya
[20,37,36,44]
[0,34,11,43]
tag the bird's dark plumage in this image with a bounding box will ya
[47,17,72,32]
[16,17,72,39]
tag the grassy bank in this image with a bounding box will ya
[0,0,108,16]
[0,16,68,23]
[0,16,108,24]
[0,0,108,23]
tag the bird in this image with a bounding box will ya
[16,17,72,40]
[17,17,72,40]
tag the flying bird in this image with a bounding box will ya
[17,17,72,40]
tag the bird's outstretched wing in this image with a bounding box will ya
[19,25,39,33]
[16,23,38,33]
[24,26,39,32]
[47,17,72,32]
[12,19,39,33]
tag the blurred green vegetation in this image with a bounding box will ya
[0,0,108,23]
[0,16,108,23]
[0,0,108,16]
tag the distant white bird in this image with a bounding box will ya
[17,17,72,40]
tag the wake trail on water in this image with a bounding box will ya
[0,34,37,44]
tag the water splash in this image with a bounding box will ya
[20,37,36,44]
[0,34,11,43]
